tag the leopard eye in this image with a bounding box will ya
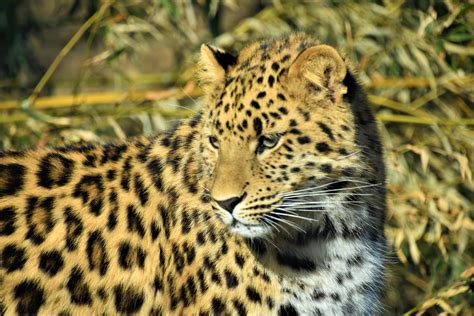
[257,134,281,154]
[208,136,219,149]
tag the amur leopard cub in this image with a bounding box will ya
[0,33,386,315]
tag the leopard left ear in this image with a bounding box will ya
[199,44,237,85]
[288,45,347,100]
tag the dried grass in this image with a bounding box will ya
[0,0,472,314]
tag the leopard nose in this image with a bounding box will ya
[216,194,246,213]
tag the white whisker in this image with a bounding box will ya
[262,215,291,236]
[271,212,318,222]
[275,207,327,213]
[282,182,380,196]
[262,235,281,251]
[264,214,306,233]
[280,201,364,207]
[261,217,280,233]
[282,193,373,199]
[277,180,352,196]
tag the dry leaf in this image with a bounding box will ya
[407,232,421,264]
[453,153,472,183]
[405,145,431,173]
[460,266,474,279]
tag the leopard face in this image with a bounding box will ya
[199,34,366,238]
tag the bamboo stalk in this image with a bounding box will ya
[367,74,473,88]
[2,91,141,110]
[377,114,474,125]
[368,77,433,88]
[368,95,433,118]
[369,94,473,125]
[0,87,201,111]
[0,106,194,124]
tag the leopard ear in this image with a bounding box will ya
[199,44,237,85]
[288,45,347,100]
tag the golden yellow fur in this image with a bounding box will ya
[0,33,386,315]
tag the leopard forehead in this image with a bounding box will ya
[202,36,356,156]
[206,34,317,134]
[207,82,292,140]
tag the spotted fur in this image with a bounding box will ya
[0,33,385,315]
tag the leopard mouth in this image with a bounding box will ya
[212,205,273,237]
[229,217,259,227]
[228,220,272,238]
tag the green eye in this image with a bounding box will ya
[209,136,219,149]
[257,134,281,154]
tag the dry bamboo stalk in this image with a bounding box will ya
[368,77,433,88]
[0,106,194,124]
[376,114,474,125]
[0,88,201,111]
[368,95,433,118]
[367,74,473,88]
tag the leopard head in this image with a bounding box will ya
[198,34,369,238]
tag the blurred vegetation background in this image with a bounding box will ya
[0,0,472,314]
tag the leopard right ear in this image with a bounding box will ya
[198,44,237,86]
[287,45,347,103]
